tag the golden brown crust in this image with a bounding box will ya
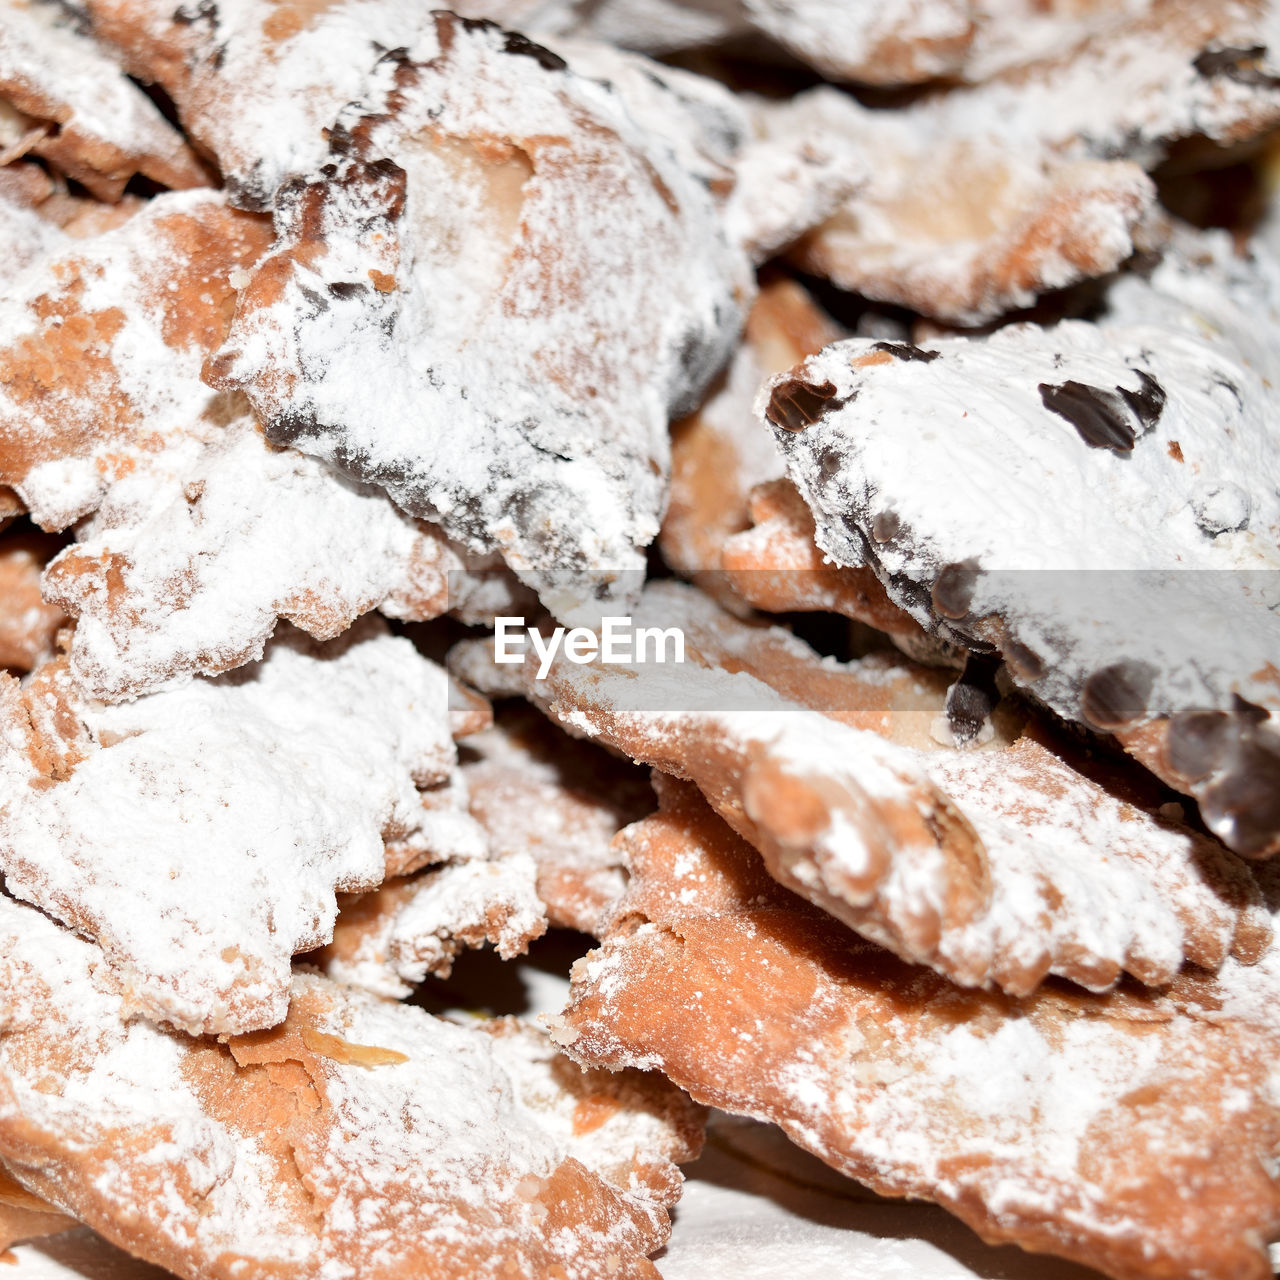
[0,528,65,673]
[561,780,1280,1280]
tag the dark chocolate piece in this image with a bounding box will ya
[765,378,842,433]
[1081,661,1155,729]
[1039,381,1136,453]
[872,341,940,364]
[931,561,979,620]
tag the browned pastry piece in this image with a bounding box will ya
[720,479,945,661]
[312,785,549,998]
[204,11,748,613]
[0,891,703,1279]
[661,277,844,610]
[0,527,66,673]
[0,619,483,1035]
[0,1164,76,1254]
[0,159,141,245]
[0,486,19,533]
[0,190,271,534]
[558,777,1280,1280]
[0,0,206,201]
[461,701,655,934]
[452,581,1266,996]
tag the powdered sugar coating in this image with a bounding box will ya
[211,14,750,617]
[0,892,699,1279]
[752,2,1280,322]
[461,702,654,934]
[0,619,464,1034]
[563,782,1280,1280]
[318,853,547,999]
[455,581,1263,993]
[0,0,205,200]
[767,231,1280,853]
[44,413,469,701]
[0,189,270,532]
[762,87,1154,325]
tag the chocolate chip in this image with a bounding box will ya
[327,123,354,156]
[327,281,367,300]
[1039,381,1136,452]
[1233,694,1270,726]
[502,30,568,71]
[931,561,980,620]
[1167,708,1232,781]
[1193,45,1280,89]
[1081,661,1155,729]
[765,377,842,433]
[1003,638,1044,682]
[1201,730,1280,858]
[872,341,940,364]
[1117,371,1166,431]
[945,654,1002,745]
[871,510,900,543]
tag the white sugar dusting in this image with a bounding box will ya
[0,620,462,1034]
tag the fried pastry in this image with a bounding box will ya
[43,413,471,700]
[0,890,702,1280]
[461,702,655,934]
[557,778,1280,1280]
[0,0,205,200]
[0,527,65,674]
[661,278,845,605]
[0,618,478,1034]
[748,88,1155,325]
[745,1,1280,323]
[0,1165,76,1254]
[720,479,942,659]
[209,12,750,614]
[452,582,1264,995]
[764,230,1280,856]
[315,854,546,999]
[0,189,270,532]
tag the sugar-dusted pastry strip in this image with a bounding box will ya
[0,0,205,201]
[764,230,1280,855]
[746,88,1154,326]
[740,1,1280,323]
[660,278,844,601]
[557,778,1280,1280]
[461,702,655,934]
[453,582,1264,994]
[208,12,750,615]
[0,891,702,1280]
[315,852,548,999]
[719,479,942,659]
[0,618,480,1034]
[0,528,65,674]
[43,413,472,700]
[0,189,271,533]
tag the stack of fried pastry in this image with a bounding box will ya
[1,1,1279,1277]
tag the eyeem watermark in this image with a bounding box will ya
[494,616,686,680]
